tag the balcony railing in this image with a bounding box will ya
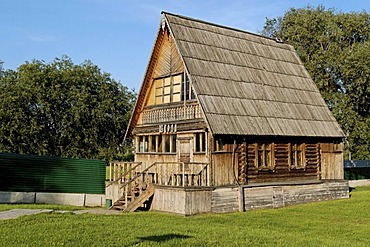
[142,103,202,124]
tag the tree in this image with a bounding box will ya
[261,5,370,159]
[0,56,136,160]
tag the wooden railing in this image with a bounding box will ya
[119,162,209,189]
[142,103,202,124]
[107,161,142,183]
[149,162,210,187]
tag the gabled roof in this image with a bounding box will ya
[126,12,344,139]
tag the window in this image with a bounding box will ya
[256,143,273,169]
[138,136,149,152]
[181,73,195,101]
[195,132,206,152]
[165,135,171,152]
[150,136,157,152]
[136,134,176,153]
[151,73,195,106]
[215,138,224,152]
[290,143,305,168]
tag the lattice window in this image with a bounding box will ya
[151,73,194,105]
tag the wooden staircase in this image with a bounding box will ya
[112,183,154,212]
[106,161,210,212]
[106,162,157,212]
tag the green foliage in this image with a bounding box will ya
[261,5,370,159]
[0,56,136,160]
[1,187,370,246]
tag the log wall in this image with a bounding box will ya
[245,142,320,183]
[209,137,344,186]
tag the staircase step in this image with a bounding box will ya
[113,205,127,210]
[125,184,155,212]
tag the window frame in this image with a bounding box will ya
[151,72,195,106]
[136,134,177,154]
[289,143,306,169]
[194,132,206,153]
[255,143,275,170]
[214,137,225,152]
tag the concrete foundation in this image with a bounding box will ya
[0,192,105,207]
[348,179,370,187]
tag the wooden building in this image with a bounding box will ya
[106,12,349,215]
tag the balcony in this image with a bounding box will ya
[142,103,202,124]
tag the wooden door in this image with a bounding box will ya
[177,137,194,163]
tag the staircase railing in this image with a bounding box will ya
[106,161,142,184]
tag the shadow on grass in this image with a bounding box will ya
[137,233,191,243]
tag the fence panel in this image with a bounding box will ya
[344,160,370,180]
[0,153,105,194]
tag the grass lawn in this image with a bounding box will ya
[1,186,370,246]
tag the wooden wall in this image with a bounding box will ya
[242,180,349,211]
[151,186,212,215]
[211,153,236,186]
[135,154,177,169]
[151,180,348,215]
[211,187,239,213]
[321,143,344,179]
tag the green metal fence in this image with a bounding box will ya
[344,160,370,180]
[0,153,106,194]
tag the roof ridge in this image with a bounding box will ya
[161,11,284,44]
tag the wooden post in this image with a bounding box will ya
[109,162,112,181]
[182,162,185,187]
[171,163,175,186]
[206,163,210,186]
[114,163,118,182]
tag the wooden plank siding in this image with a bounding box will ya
[242,180,349,211]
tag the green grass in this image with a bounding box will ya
[1,187,370,246]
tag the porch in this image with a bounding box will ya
[105,162,349,215]
[105,161,209,212]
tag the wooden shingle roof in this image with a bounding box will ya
[163,12,344,138]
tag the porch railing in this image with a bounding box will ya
[149,162,210,187]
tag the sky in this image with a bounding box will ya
[1,0,369,91]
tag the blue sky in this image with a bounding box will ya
[1,1,368,91]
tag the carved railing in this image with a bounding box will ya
[142,104,202,124]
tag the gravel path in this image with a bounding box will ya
[0,208,121,220]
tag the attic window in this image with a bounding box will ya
[149,73,195,106]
